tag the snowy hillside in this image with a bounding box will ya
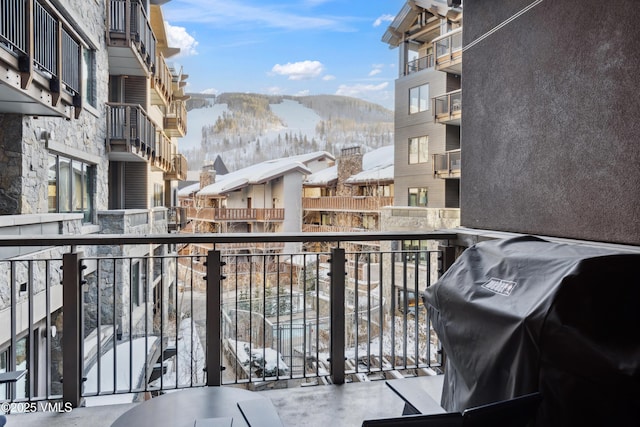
[181,93,393,171]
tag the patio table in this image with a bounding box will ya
[111,386,264,427]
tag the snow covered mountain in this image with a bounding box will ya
[181,93,394,171]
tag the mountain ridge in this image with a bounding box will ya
[182,93,394,171]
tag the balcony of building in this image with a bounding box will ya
[404,54,434,76]
[164,99,187,137]
[303,196,394,212]
[164,153,188,181]
[432,149,461,179]
[0,231,454,423]
[106,0,156,76]
[185,207,286,223]
[0,0,83,119]
[151,131,172,173]
[106,103,157,163]
[1,231,637,426]
[302,224,369,233]
[433,89,461,126]
[150,52,172,106]
[433,28,462,75]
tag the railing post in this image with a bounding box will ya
[438,245,456,276]
[329,247,345,385]
[62,251,84,408]
[205,250,222,386]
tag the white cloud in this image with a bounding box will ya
[296,90,311,96]
[271,60,325,80]
[202,88,219,95]
[369,69,382,77]
[373,14,394,28]
[266,86,283,95]
[165,22,198,56]
[322,75,336,81]
[335,82,389,98]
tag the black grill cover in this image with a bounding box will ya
[422,236,640,427]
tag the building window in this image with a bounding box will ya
[409,84,429,114]
[82,48,97,108]
[402,240,429,264]
[408,187,428,207]
[409,136,429,164]
[48,154,95,223]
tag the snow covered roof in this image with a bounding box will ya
[177,181,201,197]
[304,165,337,186]
[347,145,395,185]
[305,145,394,187]
[197,151,332,197]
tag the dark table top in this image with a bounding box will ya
[111,386,264,427]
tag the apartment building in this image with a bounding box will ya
[302,145,394,251]
[381,0,462,234]
[0,0,188,398]
[178,152,334,254]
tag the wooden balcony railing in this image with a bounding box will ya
[164,99,187,137]
[0,0,83,118]
[164,153,188,181]
[302,224,368,233]
[186,207,285,222]
[302,196,394,212]
[433,149,461,177]
[434,89,462,125]
[106,103,157,160]
[107,0,156,73]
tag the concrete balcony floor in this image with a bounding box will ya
[7,375,444,427]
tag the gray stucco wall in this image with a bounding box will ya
[461,0,640,245]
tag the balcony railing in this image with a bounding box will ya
[303,196,394,212]
[107,0,156,74]
[150,131,171,173]
[0,0,82,117]
[164,100,187,137]
[106,103,157,161]
[405,54,434,76]
[164,153,188,181]
[433,89,462,125]
[186,207,286,222]
[302,225,368,233]
[0,231,456,407]
[151,52,172,106]
[434,28,462,74]
[433,149,461,178]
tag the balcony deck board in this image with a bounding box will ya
[6,377,444,427]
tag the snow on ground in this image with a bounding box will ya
[227,339,289,376]
[84,336,158,406]
[266,99,321,141]
[181,103,229,150]
[153,318,206,388]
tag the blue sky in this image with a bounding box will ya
[162,0,405,110]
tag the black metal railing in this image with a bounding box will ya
[0,0,28,54]
[106,103,157,157]
[108,0,156,70]
[0,232,456,408]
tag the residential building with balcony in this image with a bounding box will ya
[178,151,334,254]
[302,145,394,251]
[0,0,189,403]
[380,0,462,237]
